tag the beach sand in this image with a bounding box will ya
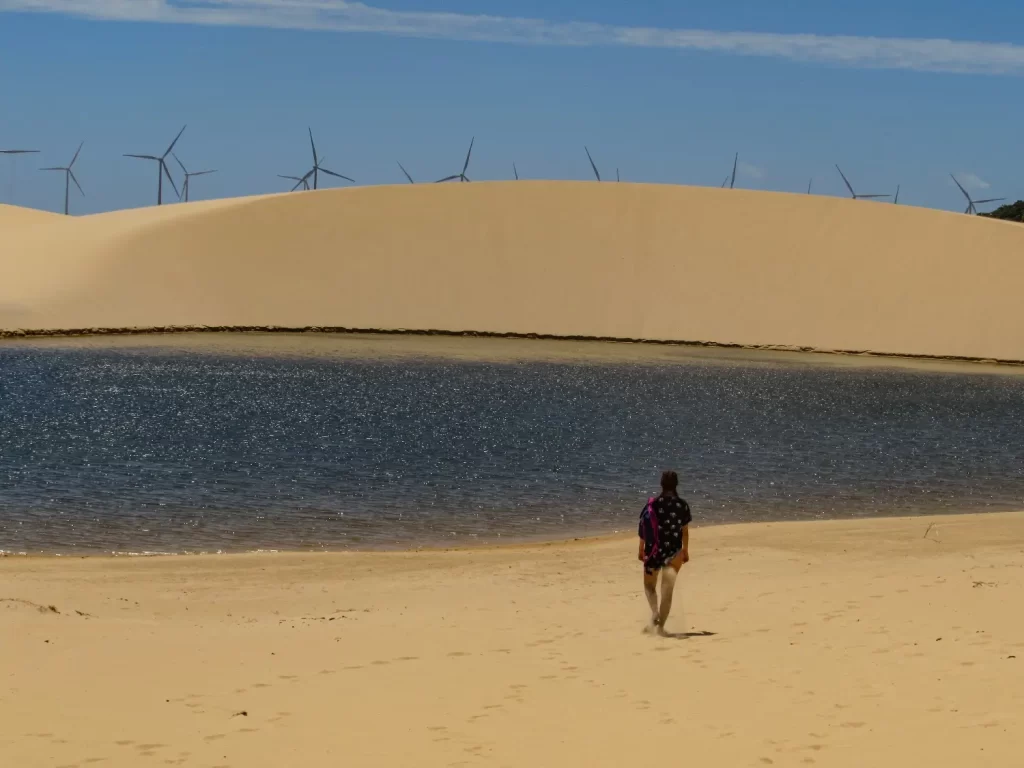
[3,512,1023,766]
[3,182,1024,362]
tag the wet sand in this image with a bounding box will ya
[5,331,1024,376]
[3,511,1023,766]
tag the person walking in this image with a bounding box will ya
[638,470,691,634]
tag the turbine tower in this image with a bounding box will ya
[397,162,415,184]
[40,142,84,215]
[894,185,901,205]
[436,138,474,183]
[513,163,519,181]
[729,153,738,189]
[807,178,813,195]
[835,165,890,201]
[950,174,1005,215]
[173,154,216,203]
[296,128,354,190]
[584,146,601,182]
[125,125,186,205]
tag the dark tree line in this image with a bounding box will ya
[981,201,1024,223]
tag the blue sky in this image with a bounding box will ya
[1,0,1022,214]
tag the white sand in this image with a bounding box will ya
[2,183,1024,361]
[3,512,1023,766]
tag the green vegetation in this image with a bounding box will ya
[981,201,1024,222]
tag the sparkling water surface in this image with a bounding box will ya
[1,335,1022,554]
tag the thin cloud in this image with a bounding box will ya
[954,172,990,191]
[738,161,765,181]
[4,1,1024,76]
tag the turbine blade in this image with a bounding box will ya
[894,185,900,204]
[584,146,600,182]
[291,178,305,192]
[125,154,159,160]
[319,168,354,182]
[835,165,855,197]
[308,127,318,165]
[397,162,415,183]
[69,170,84,195]
[163,125,187,158]
[70,141,84,168]
[40,167,64,171]
[0,149,40,154]
[858,194,891,199]
[949,174,971,202]
[974,198,1006,204]
[192,170,216,177]
[730,152,738,189]
[161,161,180,198]
[513,163,518,181]
[435,175,460,183]
[172,152,188,175]
[462,137,474,175]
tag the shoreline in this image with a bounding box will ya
[5,508,1022,561]
[2,325,1023,368]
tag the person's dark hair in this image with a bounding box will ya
[660,470,679,496]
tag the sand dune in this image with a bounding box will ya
[3,512,1023,766]
[2,183,1023,361]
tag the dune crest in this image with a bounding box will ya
[2,183,1022,362]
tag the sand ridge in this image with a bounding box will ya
[2,182,1023,361]
[2,512,1023,766]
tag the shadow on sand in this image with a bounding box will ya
[659,630,717,640]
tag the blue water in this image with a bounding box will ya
[1,336,1022,554]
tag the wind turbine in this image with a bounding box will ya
[298,128,354,190]
[397,162,415,184]
[616,168,621,183]
[125,125,186,205]
[950,174,1005,215]
[807,178,813,194]
[513,163,519,181]
[835,165,890,200]
[436,138,474,183]
[278,174,310,191]
[40,142,84,215]
[1,147,40,203]
[584,146,601,182]
[172,154,215,203]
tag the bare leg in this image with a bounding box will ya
[643,570,659,624]
[657,566,678,628]
[657,550,687,631]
